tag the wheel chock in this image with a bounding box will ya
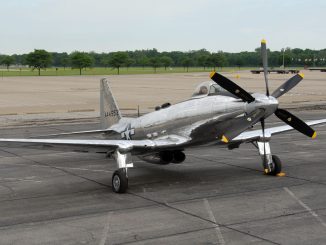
[276,172,286,177]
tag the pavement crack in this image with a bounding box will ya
[118,226,228,245]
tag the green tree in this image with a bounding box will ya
[100,56,110,69]
[13,54,27,66]
[60,53,70,70]
[139,56,149,69]
[10,45,326,72]
[70,51,93,75]
[149,57,161,73]
[235,56,244,70]
[26,49,52,76]
[209,52,227,71]
[160,56,173,70]
[197,55,209,70]
[181,57,194,72]
[109,52,129,75]
[0,55,15,70]
[125,57,135,70]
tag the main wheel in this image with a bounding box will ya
[112,169,128,193]
[269,155,282,176]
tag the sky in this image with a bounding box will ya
[1,0,326,54]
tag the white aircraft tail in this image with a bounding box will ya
[100,78,122,129]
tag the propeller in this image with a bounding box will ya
[209,39,317,147]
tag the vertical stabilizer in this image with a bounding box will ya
[100,78,122,129]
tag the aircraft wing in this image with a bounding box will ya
[232,119,326,143]
[32,129,117,138]
[0,134,190,154]
[33,118,136,139]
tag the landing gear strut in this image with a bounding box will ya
[111,150,133,193]
[256,141,282,175]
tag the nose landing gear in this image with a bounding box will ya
[256,141,284,176]
[267,155,282,176]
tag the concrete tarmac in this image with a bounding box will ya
[0,112,325,244]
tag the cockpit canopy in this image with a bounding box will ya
[191,81,228,97]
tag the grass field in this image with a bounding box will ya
[0,66,263,77]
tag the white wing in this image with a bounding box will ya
[0,134,190,154]
[232,119,326,143]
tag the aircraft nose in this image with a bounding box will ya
[268,96,279,107]
[249,93,279,117]
[261,96,279,117]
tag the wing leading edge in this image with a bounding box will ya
[0,134,190,154]
[232,119,326,143]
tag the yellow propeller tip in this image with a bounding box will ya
[264,169,269,174]
[221,135,229,143]
[312,132,317,139]
[209,71,216,78]
[261,39,266,44]
[298,73,304,78]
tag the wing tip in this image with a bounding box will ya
[298,73,304,78]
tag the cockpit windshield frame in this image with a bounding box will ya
[191,81,227,97]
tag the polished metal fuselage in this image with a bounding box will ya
[106,92,279,152]
[108,95,248,147]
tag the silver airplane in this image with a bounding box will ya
[1,40,326,193]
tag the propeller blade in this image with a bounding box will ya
[210,71,255,103]
[271,73,304,98]
[274,108,317,138]
[261,39,270,96]
[220,109,265,142]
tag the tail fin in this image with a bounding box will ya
[100,78,122,129]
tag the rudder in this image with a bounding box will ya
[100,78,122,129]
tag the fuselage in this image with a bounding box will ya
[108,94,248,147]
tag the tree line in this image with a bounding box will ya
[1,47,326,75]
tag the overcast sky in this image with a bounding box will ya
[1,0,326,54]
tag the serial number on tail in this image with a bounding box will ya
[105,110,119,117]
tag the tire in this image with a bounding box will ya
[269,155,282,176]
[112,169,128,193]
